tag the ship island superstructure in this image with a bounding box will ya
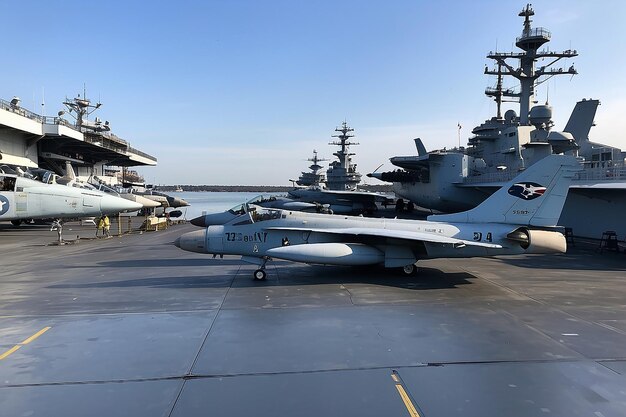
[295,149,327,187]
[0,91,156,186]
[325,121,362,191]
[372,4,626,238]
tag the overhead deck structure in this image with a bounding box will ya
[0,94,156,180]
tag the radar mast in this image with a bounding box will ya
[484,3,577,125]
[326,121,362,190]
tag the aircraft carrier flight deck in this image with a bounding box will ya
[1,221,625,416]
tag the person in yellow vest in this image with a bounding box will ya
[96,216,104,238]
[103,214,111,238]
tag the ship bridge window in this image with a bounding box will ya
[508,132,516,137]
[0,176,16,191]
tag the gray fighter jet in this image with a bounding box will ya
[287,186,393,214]
[190,194,324,228]
[0,173,142,226]
[176,155,579,280]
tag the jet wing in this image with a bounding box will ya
[265,227,502,248]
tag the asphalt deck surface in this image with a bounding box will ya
[1,220,626,416]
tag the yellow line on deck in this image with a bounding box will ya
[20,326,51,345]
[391,372,421,417]
[394,385,421,417]
[0,327,52,361]
[0,345,21,360]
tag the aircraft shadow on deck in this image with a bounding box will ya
[50,263,475,290]
[496,252,626,272]
[48,275,235,289]
[95,258,245,268]
[270,264,474,290]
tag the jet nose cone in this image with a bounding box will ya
[175,230,208,253]
[167,197,190,208]
[190,215,207,227]
[101,194,143,214]
[190,212,237,228]
[176,198,190,207]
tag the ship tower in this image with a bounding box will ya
[484,4,577,126]
[296,149,327,186]
[326,121,362,191]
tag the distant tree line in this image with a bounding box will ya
[157,184,393,193]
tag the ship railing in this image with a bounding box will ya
[462,164,626,185]
[487,51,524,58]
[42,116,73,128]
[462,171,518,184]
[575,164,626,181]
[127,146,157,162]
[83,133,128,153]
[0,98,45,123]
[517,27,551,42]
[79,127,129,146]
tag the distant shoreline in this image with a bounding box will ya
[157,185,393,193]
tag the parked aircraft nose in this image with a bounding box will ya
[120,193,161,209]
[100,194,143,214]
[166,196,190,208]
[174,229,208,253]
[190,212,237,227]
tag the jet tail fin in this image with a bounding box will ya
[428,155,580,226]
[414,138,427,156]
[564,99,599,143]
[64,161,77,182]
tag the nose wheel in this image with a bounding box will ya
[253,257,269,281]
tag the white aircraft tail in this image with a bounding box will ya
[428,155,580,226]
[64,161,77,182]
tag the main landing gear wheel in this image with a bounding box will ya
[253,269,267,281]
[10,220,22,227]
[401,263,418,276]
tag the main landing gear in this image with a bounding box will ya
[400,263,418,276]
[253,257,269,281]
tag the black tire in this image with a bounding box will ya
[10,220,22,227]
[253,269,267,281]
[400,263,418,276]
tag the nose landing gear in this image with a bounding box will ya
[253,257,270,281]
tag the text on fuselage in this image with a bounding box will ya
[225,232,268,243]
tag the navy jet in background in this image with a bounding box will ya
[0,173,142,226]
[190,194,325,228]
[287,186,393,215]
[176,155,579,280]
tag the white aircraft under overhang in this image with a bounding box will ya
[0,174,142,226]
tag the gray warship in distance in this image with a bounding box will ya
[294,149,327,187]
[325,121,362,191]
[289,121,393,214]
[370,4,626,239]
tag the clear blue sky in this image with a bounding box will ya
[1,1,625,185]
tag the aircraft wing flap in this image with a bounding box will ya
[264,227,502,248]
